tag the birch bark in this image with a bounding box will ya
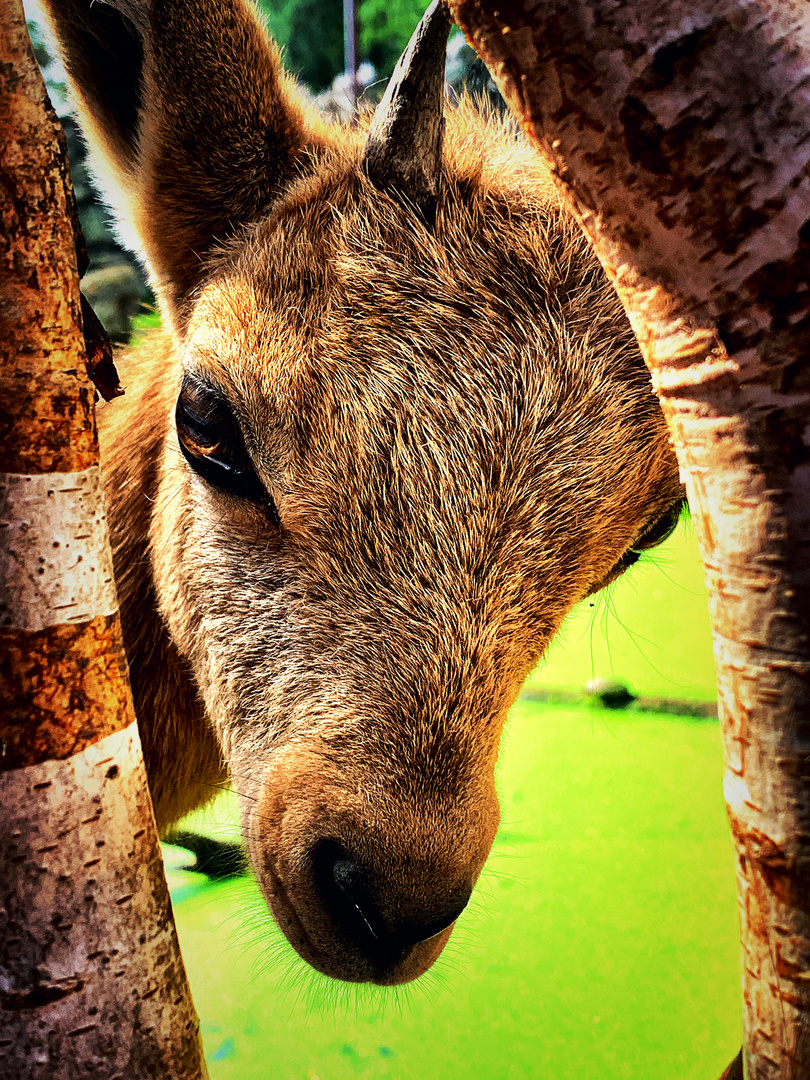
[0,2,207,1075]
[447,1,810,1077]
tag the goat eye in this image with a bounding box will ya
[175,376,270,508]
[631,499,684,554]
[592,499,685,594]
[617,500,684,571]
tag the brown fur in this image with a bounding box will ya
[44,0,682,984]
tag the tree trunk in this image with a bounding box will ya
[0,2,208,1076]
[447,1,810,1077]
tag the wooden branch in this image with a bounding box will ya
[448,1,810,1077]
[0,2,207,1075]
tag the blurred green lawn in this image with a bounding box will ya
[526,517,717,703]
[166,521,740,1079]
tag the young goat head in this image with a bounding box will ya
[42,0,683,985]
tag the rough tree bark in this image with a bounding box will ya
[447,1,810,1078]
[0,2,208,1076]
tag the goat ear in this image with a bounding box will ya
[40,0,317,330]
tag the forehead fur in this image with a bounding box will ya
[183,100,672,626]
[189,98,583,359]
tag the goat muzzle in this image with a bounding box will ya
[245,744,498,984]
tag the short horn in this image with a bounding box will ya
[362,0,453,221]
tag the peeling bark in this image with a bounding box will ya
[448,1,810,1077]
[0,726,205,1078]
[0,1,207,1075]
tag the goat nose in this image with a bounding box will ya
[313,840,472,963]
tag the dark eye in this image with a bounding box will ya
[591,499,685,594]
[175,376,272,510]
[631,499,685,554]
[613,499,685,572]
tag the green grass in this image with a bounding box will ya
[527,518,716,703]
[129,308,161,343]
[166,520,739,1078]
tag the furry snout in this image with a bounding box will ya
[243,744,499,985]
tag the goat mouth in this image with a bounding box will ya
[258,858,323,974]
[255,849,451,985]
[244,753,494,986]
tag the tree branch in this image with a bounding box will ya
[449,2,810,1077]
[0,2,207,1074]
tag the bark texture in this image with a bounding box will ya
[0,725,204,1078]
[0,2,207,1075]
[447,1,810,1077]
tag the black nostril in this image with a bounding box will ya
[312,840,472,965]
[399,887,471,948]
[331,850,384,942]
[313,840,385,951]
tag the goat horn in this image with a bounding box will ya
[362,0,453,220]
